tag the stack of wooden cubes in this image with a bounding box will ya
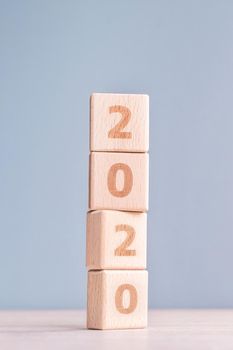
[86,93,149,329]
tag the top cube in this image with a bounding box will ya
[90,93,149,152]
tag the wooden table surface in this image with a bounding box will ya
[0,310,233,350]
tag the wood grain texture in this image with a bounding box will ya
[90,93,149,152]
[1,310,233,350]
[89,152,149,211]
[86,210,147,270]
[87,270,148,329]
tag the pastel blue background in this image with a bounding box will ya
[1,0,233,309]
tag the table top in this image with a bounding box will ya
[0,309,233,350]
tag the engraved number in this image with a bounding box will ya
[107,163,133,197]
[115,284,137,314]
[108,105,132,139]
[114,225,136,256]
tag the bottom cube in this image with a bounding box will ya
[87,270,148,329]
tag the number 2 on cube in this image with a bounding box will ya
[108,105,132,139]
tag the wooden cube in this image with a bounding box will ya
[90,93,149,152]
[86,210,147,270]
[87,270,148,329]
[89,152,149,212]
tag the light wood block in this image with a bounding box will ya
[87,270,148,329]
[89,152,149,212]
[86,210,147,270]
[90,93,149,152]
